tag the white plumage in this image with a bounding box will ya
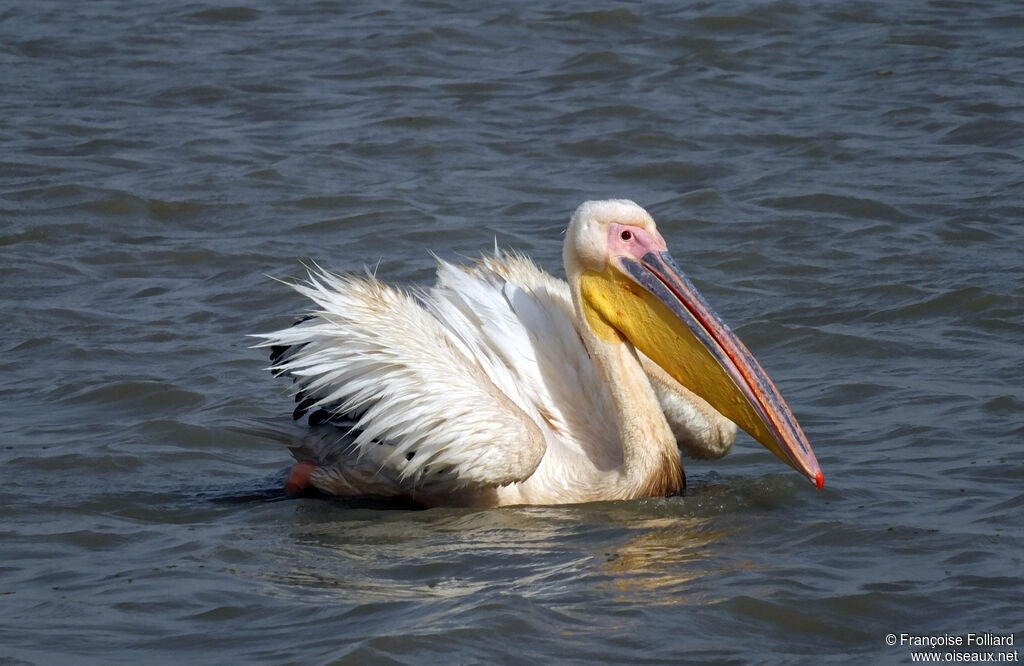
[255,199,823,506]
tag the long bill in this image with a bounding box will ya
[578,252,824,489]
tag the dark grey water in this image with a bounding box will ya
[2,1,1022,664]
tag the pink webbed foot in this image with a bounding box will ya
[284,461,316,497]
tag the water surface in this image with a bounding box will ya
[2,1,1022,664]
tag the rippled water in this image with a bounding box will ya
[2,1,1022,664]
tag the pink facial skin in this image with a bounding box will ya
[607,222,668,261]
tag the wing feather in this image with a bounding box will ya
[427,254,620,467]
[254,268,546,490]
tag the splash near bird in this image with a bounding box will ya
[255,200,823,506]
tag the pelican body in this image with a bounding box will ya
[255,200,823,507]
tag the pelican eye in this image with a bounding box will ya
[620,230,633,241]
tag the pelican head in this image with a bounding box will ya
[565,199,824,489]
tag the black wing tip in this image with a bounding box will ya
[269,344,290,365]
[268,313,360,430]
[292,397,317,420]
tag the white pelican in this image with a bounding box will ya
[255,200,823,507]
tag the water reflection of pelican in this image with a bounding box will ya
[597,515,735,606]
